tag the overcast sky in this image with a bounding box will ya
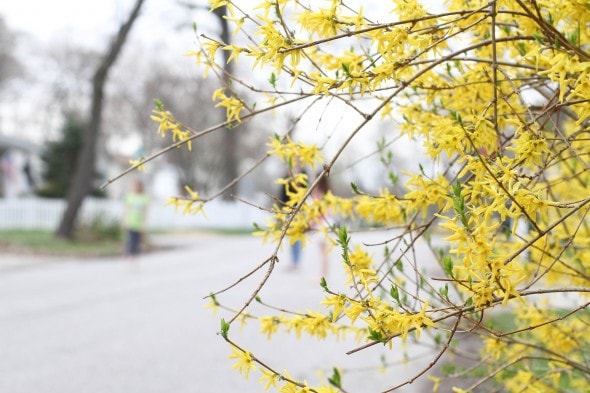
[0,1,434,185]
[1,1,133,44]
[0,1,207,51]
[0,1,205,148]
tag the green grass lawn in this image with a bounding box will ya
[0,230,122,257]
[0,228,251,258]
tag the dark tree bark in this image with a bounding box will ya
[213,5,239,199]
[0,16,22,88]
[176,2,241,199]
[55,0,145,239]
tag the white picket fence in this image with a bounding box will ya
[0,197,269,231]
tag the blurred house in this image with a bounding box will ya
[0,134,40,198]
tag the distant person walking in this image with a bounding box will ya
[123,179,149,256]
[279,169,304,270]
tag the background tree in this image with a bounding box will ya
[0,15,24,133]
[179,1,240,198]
[56,0,145,239]
[0,16,22,90]
[37,114,104,198]
[0,22,100,144]
[112,1,590,392]
[212,4,239,199]
[43,45,99,120]
[120,57,227,194]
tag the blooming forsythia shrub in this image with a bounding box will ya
[131,0,590,391]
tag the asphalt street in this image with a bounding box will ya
[0,232,438,393]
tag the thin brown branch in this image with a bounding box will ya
[381,313,462,392]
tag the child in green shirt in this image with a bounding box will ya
[123,180,149,255]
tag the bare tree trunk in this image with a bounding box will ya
[213,6,239,199]
[55,0,145,239]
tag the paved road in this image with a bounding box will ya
[0,232,438,393]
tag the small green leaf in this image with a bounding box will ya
[442,362,456,376]
[337,226,351,265]
[220,319,230,339]
[154,99,163,110]
[192,22,198,33]
[338,226,349,246]
[388,171,399,186]
[418,163,425,176]
[341,62,351,76]
[350,182,361,195]
[449,110,463,126]
[453,181,461,197]
[269,72,277,87]
[568,28,579,45]
[439,283,449,299]
[368,328,385,342]
[320,277,328,291]
[390,285,401,305]
[443,256,454,277]
[255,296,262,303]
[328,367,342,388]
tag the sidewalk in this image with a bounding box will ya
[0,252,51,272]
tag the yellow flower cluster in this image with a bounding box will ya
[354,189,405,226]
[165,185,206,216]
[405,174,451,218]
[212,88,245,123]
[150,109,193,150]
[267,136,324,169]
[174,0,590,391]
[479,304,590,393]
[250,22,302,72]
[128,157,147,172]
[228,344,342,392]
[296,3,339,40]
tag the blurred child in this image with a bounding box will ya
[123,179,149,256]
